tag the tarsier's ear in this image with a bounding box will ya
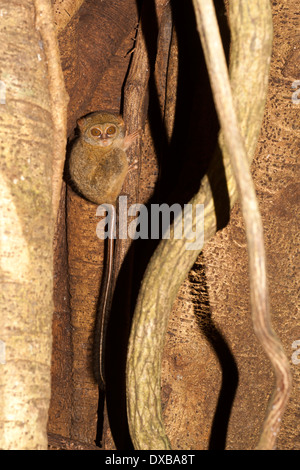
[117,115,125,127]
[77,117,86,129]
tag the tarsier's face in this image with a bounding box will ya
[87,123,119,147]
[78,113,125,148]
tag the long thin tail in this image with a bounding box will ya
[94,211,115,390]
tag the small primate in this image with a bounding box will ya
[69,111,138,390]
[69,112,138,205]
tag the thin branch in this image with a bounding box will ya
[115,0,171,282]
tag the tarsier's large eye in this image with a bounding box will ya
[106,125,116,136]
[91,127,101,136]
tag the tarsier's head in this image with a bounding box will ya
[77,112,125,148]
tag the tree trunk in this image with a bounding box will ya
[0,0,54,449]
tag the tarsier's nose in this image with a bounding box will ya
[101,136,110,146]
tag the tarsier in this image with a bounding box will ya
[69,111,138,390]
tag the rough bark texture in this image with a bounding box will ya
[161,0,299,450]
[126,0,277,449]
[0,0,54,449]
[49,0,299,450]
[53,0,85,33]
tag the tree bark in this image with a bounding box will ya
[0,0,54,449]
[126,0,274,450]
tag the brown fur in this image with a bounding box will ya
[69,112,130,205]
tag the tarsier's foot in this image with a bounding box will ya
[128,159,138,172]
